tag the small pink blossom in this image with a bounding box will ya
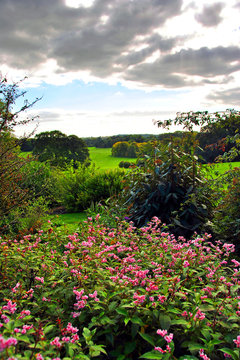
[2,300,17,314]
[157,329,168,337]
[50,337,62,348]
[233,335,240,348]
[35,276,44,284]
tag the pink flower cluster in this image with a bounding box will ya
[233,335,240,348]
[0,335,17,352]
[199,349,210,360]
[155,329,173,354]
[2,300,17,314]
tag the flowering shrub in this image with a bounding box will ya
[0,216,239,359]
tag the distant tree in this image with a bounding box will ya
[33,130,89,168]
[112,141,130,157]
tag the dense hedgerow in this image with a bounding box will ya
[0,216,239,359]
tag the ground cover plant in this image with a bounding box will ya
[0,215,240,359]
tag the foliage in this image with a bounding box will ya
[157,109,240,163]
[33,131,89,168]
[0,216,239,359]
[0,77,43,233]
[55,164,125,212]
[210,167,240,252]
[155,109,240,245]
[120,138,213,238]
[118,160,135,169]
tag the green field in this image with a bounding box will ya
[88,147,136,170]
[204,161,240,178]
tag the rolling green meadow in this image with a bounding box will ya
[88,147,136,170]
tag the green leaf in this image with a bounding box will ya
[116,308,128,317]
[117,356,125,360]
[187,343,205,352]
[159,315,171,330]
[124,341,136,355]
[140,350,164,359]
[131,315,144,326]
[43,324,55,335]
[139,332,155,346]
[18,335,31,343]
[219,348,239,360]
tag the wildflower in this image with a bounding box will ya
[35,276,44,284]
[164,333,173,343]
[154,347,166,353]
[50,337,62,348]
[157,329,168,337]
[199,349,210,360]
[233,335,240,348]
[19,310,30,319]
[36,354,44,360]
[2,300,17,314]
[0,335,17,352]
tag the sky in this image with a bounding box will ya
[1,0,240,138]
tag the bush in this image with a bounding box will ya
[56,165,125,212]
[118,161,134,168]
[211,167,240,252]
[120,139,213,238]
[0,216,239,359]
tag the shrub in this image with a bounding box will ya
[211,167,240,252]
[0,216,239,359]
[121,138,213,238]
[57,165,125,212]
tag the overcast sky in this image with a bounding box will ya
[1,0,240,137]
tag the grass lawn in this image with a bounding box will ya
[50,212,88,233]
[204,161,240,178]
[88,147,136,170]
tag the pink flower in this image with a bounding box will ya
[19,310,30,319]
[233,335,240,348]
[157,329,168,337]
[2,300,17,314]
[50,337,62,348]
[183,260,190,268]
[154,346,166,353]
[35,276,44,284]
[36,354,44,360]
[0,335,18,352]
[199,349,210,360]
[164,333,173,343]
[66,322,78,334]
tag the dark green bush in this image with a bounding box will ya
[121,139,213,238]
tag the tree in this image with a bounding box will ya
[0,76,41,230]
[33,130,89,168]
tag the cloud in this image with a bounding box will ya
[195,2,224,27]
[0,0,240,93]
[124,46,240,87]
[208,87,240,104]
[0,0,182,77]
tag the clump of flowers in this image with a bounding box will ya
[0,215,239,359]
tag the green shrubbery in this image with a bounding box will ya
[0,216,239,359]
[55,164,125,212]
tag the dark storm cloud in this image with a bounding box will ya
[1,0,240,91]
[0,0,182,75]
[124,46,240,87]
[208,87,240,104]
[195,2,224,27]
